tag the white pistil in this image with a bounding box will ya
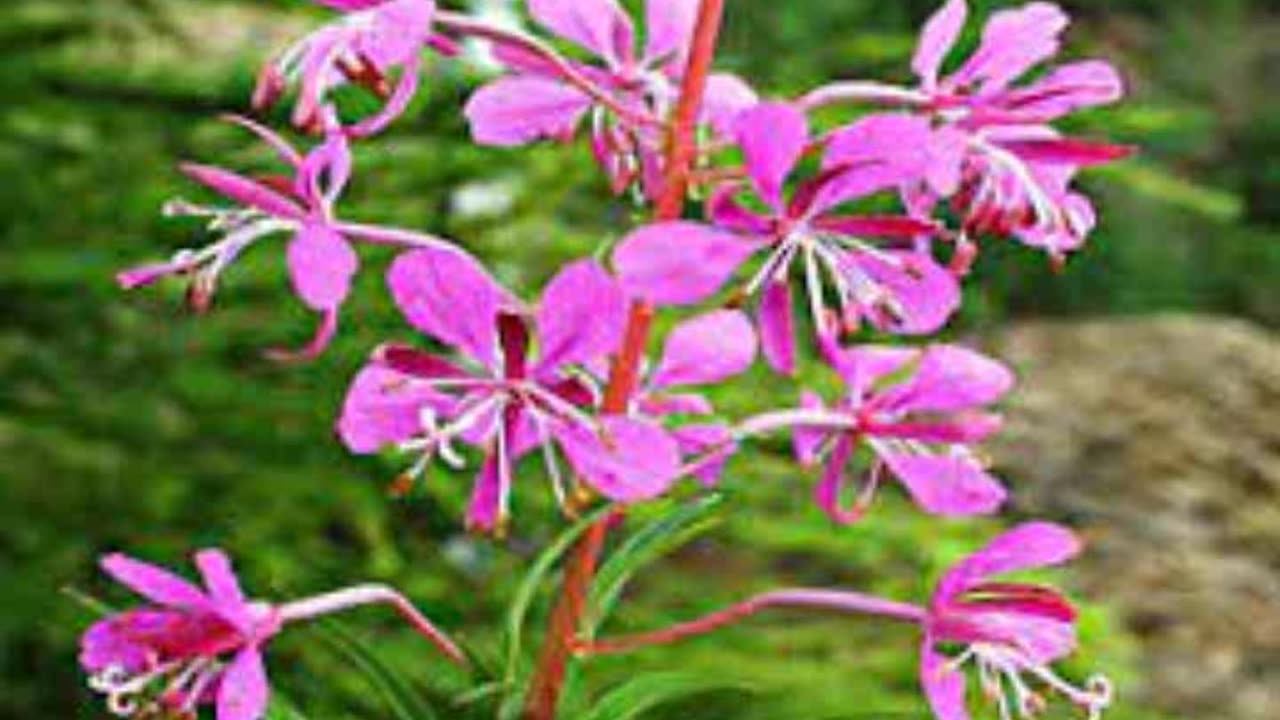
[528,407,569,512]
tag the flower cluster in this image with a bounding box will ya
[101,1,1133,718]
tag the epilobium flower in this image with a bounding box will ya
[811,1,1131,264]
[463,0,756,196]
[739,340,1012,522]
[118,115,457,360]
[81,550,462,720]
[255,0,448,136]
[614,103,954,374]
[337,247,681,532]
[922,522,1113,720]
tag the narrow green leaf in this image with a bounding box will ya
[580,671,752,720]
[316,620,439,720]
[586,494,723,636]
[503,504,615,687]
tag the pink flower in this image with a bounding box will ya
[613,102,955,374]
[118,115,457,360]
[463,0,757,196]
[628,309,758,485]
[337,247,682,532]
[921,522,1113,720]
[254,0,447,136]
[811,1,1132,264]
[741,340,1012,522]
[81,549,463,720]
[81,550,282,720]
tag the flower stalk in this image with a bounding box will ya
[522,1,727,717]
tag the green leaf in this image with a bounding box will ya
[586,494,724,636]
[580,671,753,720]
[502,503,616,689]
[263,693,311,720]
[316,620,439,720]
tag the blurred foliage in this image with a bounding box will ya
[2,0,1277,718]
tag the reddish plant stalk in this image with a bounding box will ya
[522,2,727,718]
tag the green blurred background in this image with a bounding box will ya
[3,0,1277,718]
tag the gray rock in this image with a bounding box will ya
[990,315,1280,720]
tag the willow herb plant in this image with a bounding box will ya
[88,1,1133,718]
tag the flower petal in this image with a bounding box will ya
[758,279,797,375]
[814,434,864,524]
[286,223,358,312]
[528,0,634,65]
[950,2,1069,93]
[881,452,1007,517]
[792,390,832,465]
[613,221,760,306]
[180,163,304,219]
[337,364,457,454]
[878,345,1014,413]
[465,452,508,532]
[100,554,210,610]
[840,250,961,336]
[650,309,757,389]
[464,76,594,147]
[217,646,271,720]
[194,549,252,631]
[736,102,809,212]
[387,247,507,368]
[702,73,759,137]
[671,423,736,487]
[913,0,968,89]
[1006,59,1125,119]
[644,0,698,65]
[937,522,1083,599]
[921,642,972,720]
[535,260,627,374]
[556,417,680,502]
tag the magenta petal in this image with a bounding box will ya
[613,221,760,306]
[881,452,1007,517]
[701,73,760,138]
[671,423,736,487]
[824,343,918,397]
[217,646,270,720]
[387,247,506,368]
[758,279,796,375]
[814,434,863,524]
[80,615,153,674]
[464,76,593,147]
[556,417,680,502]
[528,0,635,65]
[180,163,303,220]
[1007,59,1124,118]
[348,53,422,138]
[792,390,831,465]
[535,260,627,374]
[844,250,960,335]
[465,453,507,532]
[880,345,1015,413]
[819,114,935,209]
[913,0,967,88]
[707,183,774,235]
[1000,137,1136,167]
[921,642,972,720]
[952,2,1069,93]
[100,553,210,610]
[194,550,251,630]
[736,103,809,212]
[650,309,757,389]
[337,364,455,454]
[938,522,1083,599]
[644,0,698,65]
[286,223,358,312]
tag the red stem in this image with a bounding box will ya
[521,2,727,718]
